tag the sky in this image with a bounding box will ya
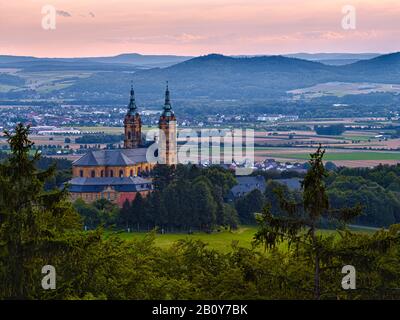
[0,0,399,57]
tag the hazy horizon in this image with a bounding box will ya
[0,51,389,59]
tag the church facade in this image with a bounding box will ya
[68,84,177,206]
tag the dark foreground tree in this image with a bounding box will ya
[0,124,81,299]
[253,145,362,299]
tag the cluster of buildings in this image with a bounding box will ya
[30,126,81,135]
[0,103,213,131]
[256,115,299,122]
[0,102,305,132]
[254,158,308,173]
[227,175,302,201]
[0,104,160,130]
[68,84,177,206]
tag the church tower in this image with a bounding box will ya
[158,82,177,165]
[124,85,142,149]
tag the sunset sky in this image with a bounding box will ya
[1,0,399,57]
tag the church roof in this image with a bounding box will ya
[127,84,138,116]
[67,176,152,193]
[161,82,175,118]
[73,148,148,167]
[229,176,266,199]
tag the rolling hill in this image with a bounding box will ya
[0,52,399,104]
[0,53,192,70]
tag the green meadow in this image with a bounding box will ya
[105,225,377,253]
[106,226,260,252]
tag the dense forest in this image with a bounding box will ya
[73,161,400,231]
[2,136,400,231]
[315,124,346,136]
[1,125,400,300]
[75,164,239,232]
[75,134,124,144]
[236,165,400,228]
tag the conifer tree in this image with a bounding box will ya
[0,124,80,299]
[253,145,362,299]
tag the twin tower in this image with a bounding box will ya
[123,83,177,165]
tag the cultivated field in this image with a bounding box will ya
[4,117,399,169]
[288,82,400,100]
[251,118,400,167]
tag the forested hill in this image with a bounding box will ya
[54,52,400,101]
[57,54,338,100]
[1,52,400,103]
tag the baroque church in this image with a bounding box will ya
[68,84,177,206]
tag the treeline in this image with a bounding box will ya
[235,180,301,225]
[75,161,400,229]
[73,198,119,230]
[74,164,240,232]
[315,124,346,135]
[326,164,400,227]
[236,164,400,228]
[0,151,72,190]
[75,134,124,144]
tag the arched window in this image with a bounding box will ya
[91,170,95,178]
[137,167,141,176]
[110,170,114,177]
[79,170,83,177]
[119,170,124,177]
[101,170,104,177]
[128,131,131,139]
[130,169,133,177]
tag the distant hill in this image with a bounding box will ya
[0,52,399,104]
[58,54,339,101]
[345,52,400,71]
[285,53,380,65]
[232,53,381,65]
[86,53,193,67]
[0,60,139,72]
[0,53,192,70]
[0,55,39,63]
[57,52,400,101]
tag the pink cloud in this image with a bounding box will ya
[0,0,399,57]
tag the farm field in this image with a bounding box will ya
[75,125,156,134]
[253,130,399,149]
[288,82,400,99]
[4,116,399,169]
[270,151,400,161]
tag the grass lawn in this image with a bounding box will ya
[104,225,376,253]
[106,226,260,252]
[342,135,375,142]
